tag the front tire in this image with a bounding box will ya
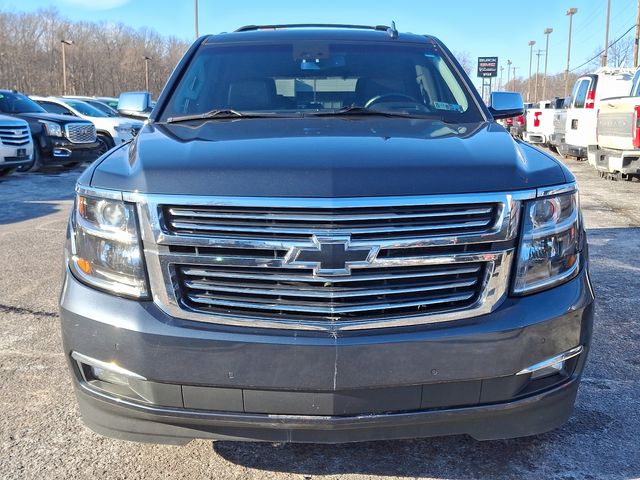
[96,133,115,156]
[0,167,16,177]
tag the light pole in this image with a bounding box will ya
[499,66,504,90]
[512,66,520,93]
[61,39,73,96]
[143,56,151,91]
[506,59,512,90]
[194,0,199,38]
[543,28,553,100]
[528,40,536,102]
[602,0,612,66]
[534,49,544,102]
[565,8,578,97]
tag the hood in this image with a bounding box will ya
[90,117,567,197]
[16,111,93,125]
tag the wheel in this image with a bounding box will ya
[16,145,42,172]
[0,167,16,177]
[96,133,115,156]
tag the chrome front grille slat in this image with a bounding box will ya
[180,264,482,284]
[187,292,477,315]
[0,126,31,146]
[164,203,499,241]
[114,188,536,331]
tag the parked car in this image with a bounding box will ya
[524,98,563,147]
[0,114,33,176]
[95,96,119,111]
[31,96,142,154]
[549,97,570,155]
[0,89,101,171]
[60,24,593,445]
[564,68,634,160]
[590,66,640,179]
[64,96,120,116]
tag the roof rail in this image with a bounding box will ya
[234,24,391,33]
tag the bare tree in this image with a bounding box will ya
[0,8,189,98]
[589,36,635,70]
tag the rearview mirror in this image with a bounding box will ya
[488,92,524,120]
[117,91,152,119]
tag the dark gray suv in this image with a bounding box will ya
[60,24,594,444]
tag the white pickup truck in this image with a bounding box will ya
[565,67,634,160]
[523,99,563,147]
[591,67,640,180]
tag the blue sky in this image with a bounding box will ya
[2,0,637,87]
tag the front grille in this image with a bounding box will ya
[177,263,486,322]
[133,192,523,330]
[163,203,499,241]
[0,124,31,146]
[65,123,96,143]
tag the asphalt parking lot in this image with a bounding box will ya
[1,155,639,480]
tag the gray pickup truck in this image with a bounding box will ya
[60,24,594,445]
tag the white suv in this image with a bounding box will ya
[0,114,33,177]
[30,96,142,154]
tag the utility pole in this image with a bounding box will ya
[528,40,536,102]
[61,39,72,96]
[512,66,520,93]
[543,28,553,100]
[565,8,578,97]
[506,59,512,90]
[499,66,504,90]
[634,0,640,67]
[602,0,612,66]
[194,0,199,38]
[534,49,544,102]
[143,56,151,91]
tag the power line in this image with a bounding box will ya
[570,23,636,72]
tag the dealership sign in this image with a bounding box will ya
[477,57,498,78]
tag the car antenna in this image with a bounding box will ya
[387,21,398,39]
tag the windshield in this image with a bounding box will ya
[160,42,482,123]
[87,100,118,117]
[62,99,108,117]
[0,91,47,114]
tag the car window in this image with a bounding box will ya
[161,42,482,123]
[87,101,118,116]
[38,101,74,116]
[572,79,590,109]
[63,100,108,117]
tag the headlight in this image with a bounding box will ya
[69,194,148,298]
[40,120,63,137]
[513,191,581,294]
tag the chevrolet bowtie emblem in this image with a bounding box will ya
[285,235,378,276]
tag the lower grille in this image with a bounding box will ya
[65,123,97,143]
[176,263,486,322]
[0,125,30,146]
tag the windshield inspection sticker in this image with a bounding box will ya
[432,102,463,112]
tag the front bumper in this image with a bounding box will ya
[0,144,33,168]
[60,266,594,443]
[39,137,102,165]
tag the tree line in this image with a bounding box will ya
[0,8,190,98]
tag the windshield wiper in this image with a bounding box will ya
[166,109,276,123]
[309,106,413,118]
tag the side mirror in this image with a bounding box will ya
[117,91,152,119]
[488,92,524,119]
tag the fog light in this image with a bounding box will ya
[91,365,130,386]
[516,346,583,377]
[530,361,564,380]
[72,351,146,385]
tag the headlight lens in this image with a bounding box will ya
[69,194,148,298]
[513,191,581,294]
[40,120,63,137]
